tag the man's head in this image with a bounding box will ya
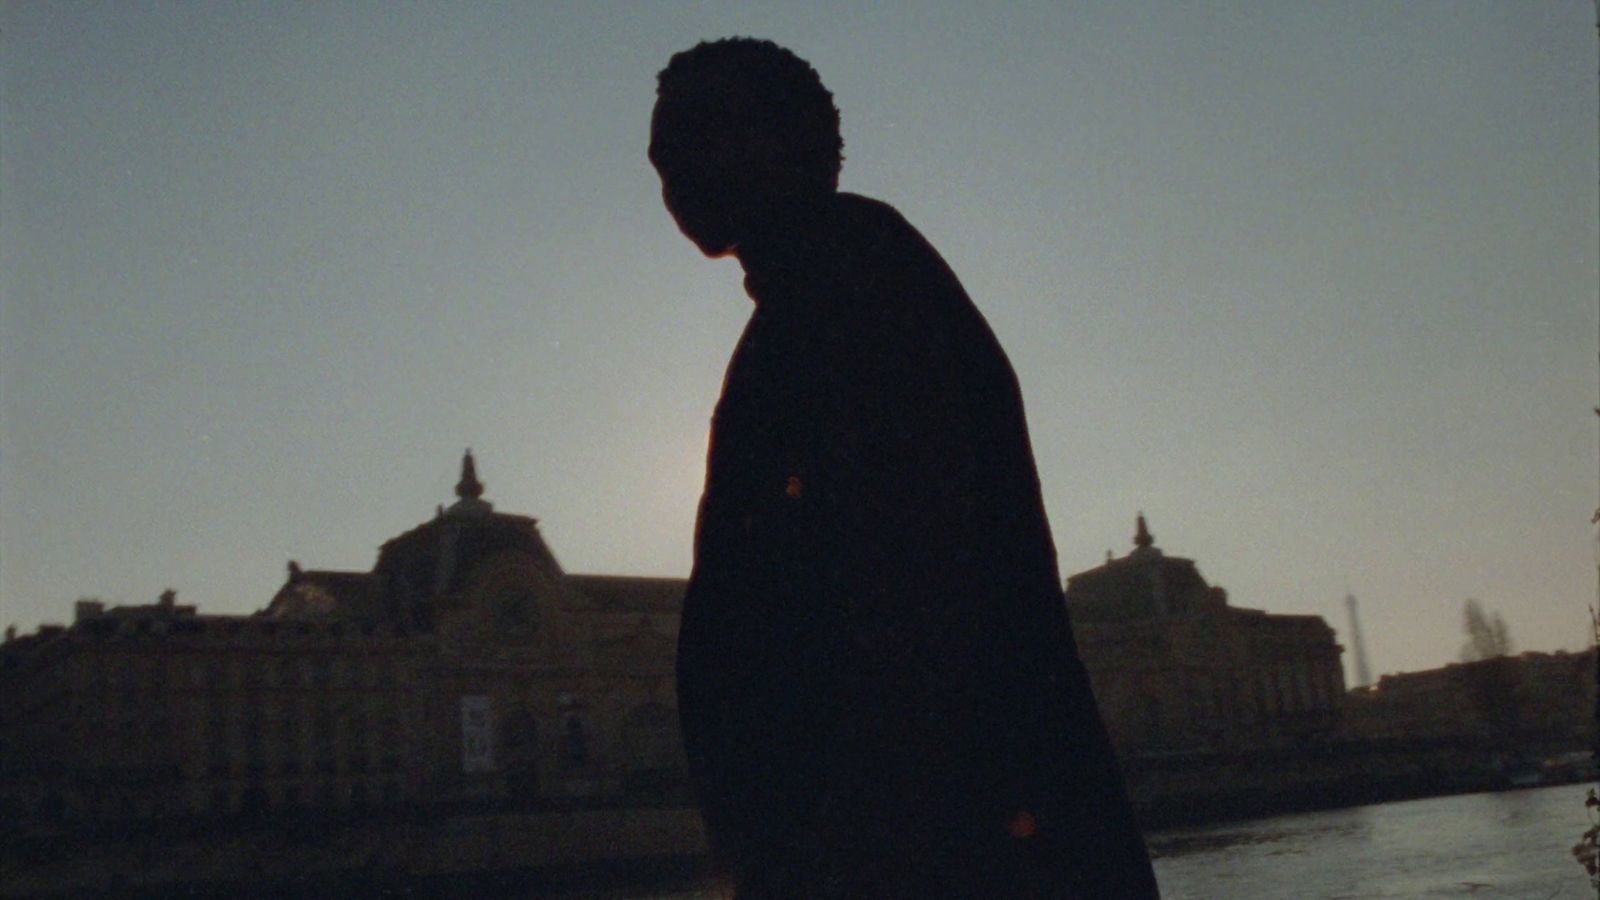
[649,38,843,257]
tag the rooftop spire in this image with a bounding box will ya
[1129,512,1162,561]
[445,449,493,518]
[456,449,484,500]
[1134,513,1153,549]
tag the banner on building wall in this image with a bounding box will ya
[461,695,495,773]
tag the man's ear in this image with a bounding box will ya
[734,129,830,198]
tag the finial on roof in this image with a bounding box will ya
[287,560,302,582]
[445,449,493,518]
[456,449,484,500]
[1134,513,1153,549]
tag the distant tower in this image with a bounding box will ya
[1345,592,1373,688]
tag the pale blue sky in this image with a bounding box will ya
[2,1,1595,679]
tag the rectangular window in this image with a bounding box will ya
[207,708,230,776]
[460,696,495,773]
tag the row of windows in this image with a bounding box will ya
[203,701,406,777]
[204,753,404,779]
[3,775,411,826]
[110,777,408,819]
[77,654,416,694]
[1255,662,1340,717]
[75,617,401,641]
[463,701,682,773]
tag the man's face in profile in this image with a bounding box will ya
[651,103,806,260]
[649,104,745,258]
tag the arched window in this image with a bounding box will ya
[560,714,589,767]
[1143,695,1165,746]
[501,708,540,801]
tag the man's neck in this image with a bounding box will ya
[734,194,836,278]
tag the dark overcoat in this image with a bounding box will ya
[678,193,1159,899]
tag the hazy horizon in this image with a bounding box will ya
[2,1,1596,682]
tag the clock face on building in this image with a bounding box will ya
[494,584,539,634]
[469,553,551,642]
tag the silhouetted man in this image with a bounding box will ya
[650,38,1159,899]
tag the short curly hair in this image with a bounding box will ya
[654,38,844,191]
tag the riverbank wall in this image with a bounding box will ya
[5,739,1591,897]
[1126,737,1594,829]
[0,806,709,898]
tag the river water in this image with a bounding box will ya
[1142,783,1593,899]
[611,783,1595,899]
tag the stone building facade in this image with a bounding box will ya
[1064,516,1345,755]
[3,468,1350,836]
[0,453,686,832]
[1341,648,1597,749]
